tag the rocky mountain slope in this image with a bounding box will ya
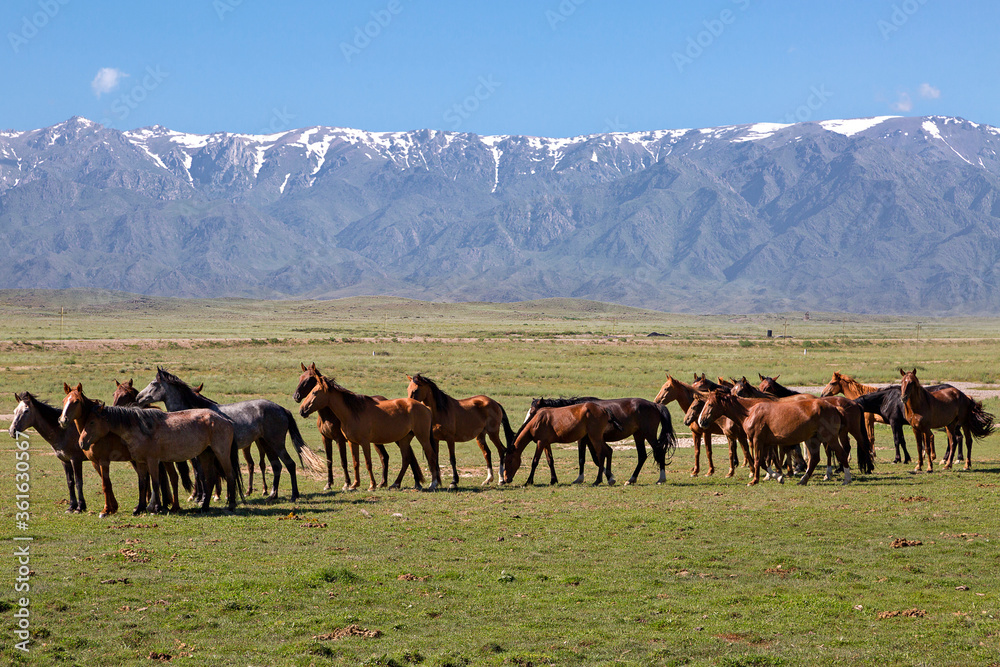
[2,115,999,314]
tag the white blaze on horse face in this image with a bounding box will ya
[9,401,28,437]
[58,397,73,428]
[522,409,532,427]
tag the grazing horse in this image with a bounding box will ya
[754,375,874,475]
[298,374,441,491]
[696,390,849,486]
[136,368,319,501]
[294,363,395,491]
[406,374,516,488]
[898,369,994,472]
[654,374,749,477]
[519,396,677,485]
[502,403,621,486]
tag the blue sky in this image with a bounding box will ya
[2,0,996,137]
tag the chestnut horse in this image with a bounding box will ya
[818,372,879,450]
[502,403,621,486]
[518,396,677,485]
[298,374,440,491]
[696,389,849,486]
[754,375,874,475]
[64,387,243,513]
[406,374,516,488]
[654,374,749,477]
[899,369,994,472]
[294,363,395,491]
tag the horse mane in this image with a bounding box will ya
[837,373,879,396]
[324,377,378,418]
[156,367,218,408]
[16,392,62,422]
[411,374,451,415]
[95,404,168,436]
[532,396,601,409]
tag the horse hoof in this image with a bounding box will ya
[704,471,714,477]
[448,483,458,491]
[607,477,616,486]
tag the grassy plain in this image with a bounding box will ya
[1,290,999,666]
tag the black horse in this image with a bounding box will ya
[518,397,676,485]
[850,384,955,464]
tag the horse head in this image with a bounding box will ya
[654,374,679,405]
[9,392,34,438]
[696,390,730,430]
[293,362,322,402]
[820,372,843,397]
[59,382,86,428]
[899,368,920,401]
[112,378,138,406]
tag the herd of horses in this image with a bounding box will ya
[7,364,995,517]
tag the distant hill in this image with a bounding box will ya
[2,115,999,314]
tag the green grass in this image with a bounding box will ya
[1,292,999,665]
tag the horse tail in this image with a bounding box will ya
[499,404,517,450]
[176,460,194,493]
[230,434,246,503]
[284,407,327,475]
[967,400,996,440]
[855,407,874,474]
[654,402,677,459]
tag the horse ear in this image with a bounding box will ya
[308,362,317,371]
[127,378,133,388]
[75,383,82,392]
[406,374,413,381]
[194,383,203,393]
[301,362,308,372]
[758,373,765,381]
[911,368,917,375]
[899,368,906,377]
[773,374,780,381]
[115,379,121,387]
[64,382,72,394]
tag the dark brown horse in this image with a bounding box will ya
[899,369,994,472]
[406,374,516,488]
[654,374,749,477]
[502,403,620,486]
[294,363,393,491]
[696,390,849,486]
[518,396,677,485]
[298,373,440,491]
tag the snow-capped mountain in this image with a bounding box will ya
[2,115,1000,313]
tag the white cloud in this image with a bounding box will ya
[918,82,941,99]
[91,67,128,97]
[890,92,913,112]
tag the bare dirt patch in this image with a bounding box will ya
[877,608,926,619]
[313,625,382,640]
[890,538,922,548]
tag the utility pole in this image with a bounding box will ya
[60,307,64,340]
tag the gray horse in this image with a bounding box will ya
[136,367,317,501]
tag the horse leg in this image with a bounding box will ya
[474,433,494,485]
[375,444,390,488]
[703,433,715,477]
[865,412,876,450]
[796,439,821,486]
[349,441,362,490]
[259,445,284,501]
[446,439,459,489]
[525,443,544,486]
[627,435,647,486]
[243,447,256,495]
[891,420,909,464]
[573,436,589,484]
[257,443,270,497]
[61,461,80,513]
[690,431,701,476]
[92,460,117,517]
[544,443,558,486]
[164,462,181,512]
[725,435,737,479]
[328,436,343,491]
[270,439,300,502]
[748,438,763,487]
[963,424,973,470]
[134,463,150,515]
[197,451,218,512]
[147,460,164,514]
[357,442,379,490]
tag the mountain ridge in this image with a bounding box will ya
[2,114,999,314]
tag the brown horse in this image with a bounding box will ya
[654,374,750,477]
[406,374,516,488]
[502,403,618,486]
[754,375,874,475]
[112,379,194,507]
[696,390,849,486]
[899,369,994,472]
[818,372,879,446]
[298,374,440,491]
[67,389,243,513]
[294,363,394,491]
